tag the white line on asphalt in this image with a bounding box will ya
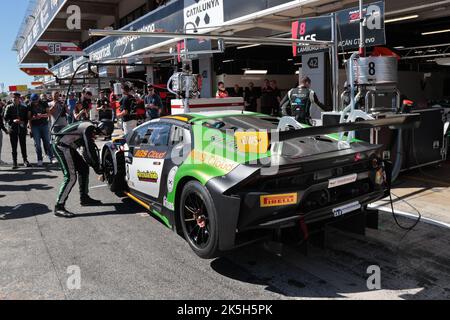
[90,184,107,190]
[370,205,450,230]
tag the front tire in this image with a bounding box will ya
[180,181,219,259]
[103,148,126,196]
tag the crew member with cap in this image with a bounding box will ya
[3,93,31,169]
[52,121,107,218]
[144,84,163,120]
[28,94,56,166]
[281,76,327,125]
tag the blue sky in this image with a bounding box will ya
[0,0,33,92]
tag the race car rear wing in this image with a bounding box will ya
[276,114,421,142]
[235,114,421,154]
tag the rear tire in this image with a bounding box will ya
[103,148,126,197]
[180,181,219,259]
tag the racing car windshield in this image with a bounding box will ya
[201,115,280,132]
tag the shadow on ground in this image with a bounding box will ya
[73,198,146,218]
[0,184,53,192]
[0,203,51,220]
[0,169,58,183]
[210,214,450,300]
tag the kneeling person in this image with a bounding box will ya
[52,121,107,218]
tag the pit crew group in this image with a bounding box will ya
[0,82,164,170]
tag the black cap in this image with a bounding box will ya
[13,92,21,97]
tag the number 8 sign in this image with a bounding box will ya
[48,43,62,55]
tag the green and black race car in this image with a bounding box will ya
[101,110,419,258]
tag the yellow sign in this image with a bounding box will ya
[260,193,298,208]
[137,171,159,183]
[235,131,269,154]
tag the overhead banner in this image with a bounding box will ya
[20,67,54,76]
[184,0,224,32]
[36,41,85,56]
[17,0,68,63]
[292,1,385,56]
[87,1,184,62]
[9,85,28,92]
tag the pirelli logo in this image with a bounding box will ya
[260,193,298,208]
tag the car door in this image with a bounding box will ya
[127,122,172,201]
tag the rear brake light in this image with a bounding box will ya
[354,153,363,162]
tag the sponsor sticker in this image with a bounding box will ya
[137,171,159,183]
[167,167,178,193]
[260,193,298,208]
[163,197,175,211]
[328,173,358,189]
[190,150,238,172]
[134,150,167,159]
[234,131,270,154]
[333,201,361,218]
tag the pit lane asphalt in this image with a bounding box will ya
[1,134,450,300]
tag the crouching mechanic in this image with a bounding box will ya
[52,121,108,218]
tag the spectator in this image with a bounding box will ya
[144,84,163,120]
[28,94,56,166]
[3,93,31,169]
[244,82,258,112]
[96,91,114,140]
[74,89,93,122]
[117,83,138,135]
[109,84,119,121]
[260,79,274,115]
[229,84,243,97]
[0,100,9,166]
[49,91,69,134]
[67,92,77,124]
[216,82,229,98]
[270,80,282,116]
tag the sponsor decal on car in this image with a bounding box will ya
[234,131,270,154]
[134,150,167,159]
[190,150,238,172]
[167,167,178,193]
[137,170,159,183]
[328,173,358,189]
[163,196,175,211]
[260,193,298,208]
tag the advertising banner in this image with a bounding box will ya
[184,0,224,32]
[17,0,68,62]
[9,85,28,92]
[36,41,85,56]
[292,1,385,56]
[20,67,54,76]
[87,1,184,62]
